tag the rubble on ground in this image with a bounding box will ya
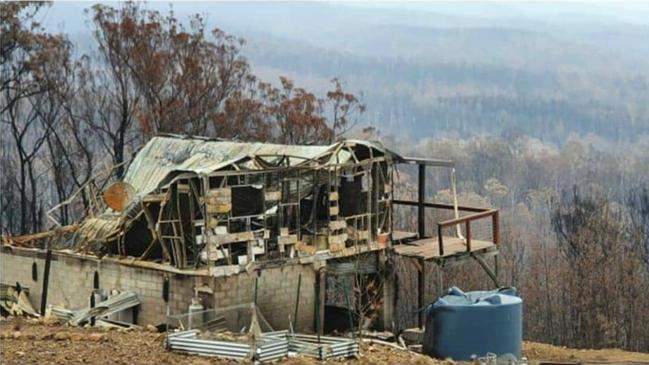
[0,318,448,365]
[2,318,649,365]
[0,284,39,318]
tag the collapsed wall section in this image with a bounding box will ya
[0,246,315,331]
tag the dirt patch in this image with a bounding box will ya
[0,318,444,365]
[0,317,236,365]
[523,341,649,363]
[2,318,648,364]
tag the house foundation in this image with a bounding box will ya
[0,245,315,330]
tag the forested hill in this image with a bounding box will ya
[44,2,649,145]
[235,3,649,144]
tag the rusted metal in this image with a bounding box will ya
[401,157,454,167]
[103,182,136,212]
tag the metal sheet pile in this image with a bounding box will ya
[51,291,140,326]
[265,330,360,360]
[166,303,358,362]
[167,328,359,362]
[167,330,254,360]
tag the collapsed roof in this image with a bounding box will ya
[70,135,402,256]
[124,136,402,197]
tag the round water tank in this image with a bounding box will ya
[423,287,522,360]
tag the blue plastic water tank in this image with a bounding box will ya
[422,286,522,360]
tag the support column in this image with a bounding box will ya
[380,252,395,331]
[418,164,426,238]
[417,258,426,328]
[316,268,326,336]
[40,245,52,315]
[494,255,499,285]
[437,263,444,297]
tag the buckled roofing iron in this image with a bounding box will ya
[123,136,402,197]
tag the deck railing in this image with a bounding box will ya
[394,157,500,257]
[393,200,499,256]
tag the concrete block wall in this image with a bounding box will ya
[1,247,315,331]
[207,264,316,332]
[96,261,195,325]
[0,249,96,311]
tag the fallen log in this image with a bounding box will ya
[1,225,78,246]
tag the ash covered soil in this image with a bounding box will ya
[1,318,648,365]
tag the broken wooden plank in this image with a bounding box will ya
[207,247,230,261]
[350,229,370,241]
[296,242,317,255]
[2,225,78,246]
[204,188,232,214]
[328,233,348,246]
[142,193,167,203]
[206,203,232,214]
[329,220,347,230]
[278,234,298,245]
[209,231,255,245]
[264,190,281,201]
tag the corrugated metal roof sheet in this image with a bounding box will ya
[123,136,399,197]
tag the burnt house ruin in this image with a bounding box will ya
[73,136,398,267]
[1,135,500,333]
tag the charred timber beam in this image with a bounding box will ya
[471,253,500,287]
[418,164,426,239]
[417,258,426,328]
[40,245,52,315]
[400,157,454,167]
[392,200,488,213]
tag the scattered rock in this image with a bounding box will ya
[87,333,105,342]
[69,333,84,341]
[12,331,22,339]
[53,332,70,341]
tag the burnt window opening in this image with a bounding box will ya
[231,185,264,217]
[339,175,363,216]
